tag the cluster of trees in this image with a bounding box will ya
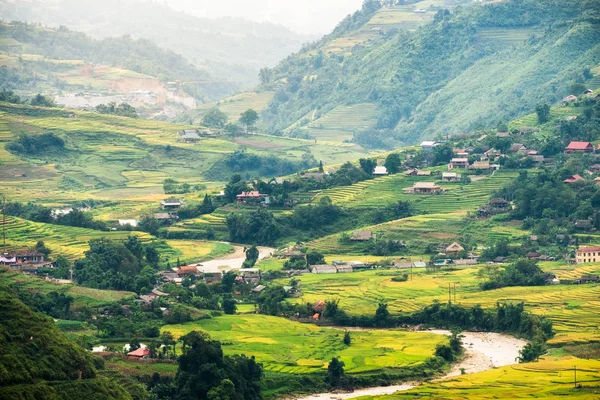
[224,149,316,177]
[226,208,280,246]
[7,132,65,155]
[480,259,548,290]
[95,102,138,118]
[4,201,109,231]
[74,236,160,293]
[163,179,205,195]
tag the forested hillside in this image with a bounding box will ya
[258,0,600,147]
[0,0,311,90]
[0,22,233,103]
[0,290,142,399]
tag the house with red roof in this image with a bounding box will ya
[564,174,585,183]
[566,142,594,153]
[236,191,269,204]
[127,348,150,358]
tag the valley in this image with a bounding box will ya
[1,0,600,399]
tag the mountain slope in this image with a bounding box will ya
[0,0,312,90]
[258,0,600,147]
[0,289,138,399]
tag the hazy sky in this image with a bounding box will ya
[163,0,365,35]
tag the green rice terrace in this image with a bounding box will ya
[162,314,445,374]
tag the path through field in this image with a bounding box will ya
[294,330,526,399]
[195,244,275,273]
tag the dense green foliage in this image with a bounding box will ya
[95,102,138,118]
[480,259,548,290]
[7,132,65,154]
[260,0,600,145]
[74,237,159,292]
[5,201,109,231]
[0,291,134,399]
[171,331,262,400]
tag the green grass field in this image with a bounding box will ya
[298,104,379,142]
[162,314,445,374]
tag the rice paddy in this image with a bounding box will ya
[162,314,445,374]
[364,357,600,399]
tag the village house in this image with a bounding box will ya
[335,264,353,273]
[574,275,600,284]
[177,265,199,277]
[177,129,200,143]
[236,191,269,205]
[252,285,266,294]
[159,271,180,283]
[526,252,541,261]
[1,250,45,266]
[404,169,418,176]
[350,230,376,241]
[496,132,510,138]
[154,213,176,223]
[453,259,477,266]
[442,172,461,182]
[575,219,594,231]
[127,348,150,359]
[562,95,578,104]
[417,170,432,176]
[509,143,528,154]
[160,197,185,210]
[373,166,388,176]
[204,272,222,284]
[576,247,600,264]
[469,161,491,170]
[566,141,594,153]
[311,264,337,274]
[483,148,501,160]
[589,164,600,173]
[564,174,585,184]
[238,268,261,284]
[406,182,442,194]
[420,141,438,151]
[445,242,465,256]
[449,158,468,169]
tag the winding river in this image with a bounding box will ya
[194,244,275,273]
[294,330,526,400]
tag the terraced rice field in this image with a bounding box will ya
[365,357,600,399]
[285,263,600,345]
[193,92,274,124]
[0,215,153,259]
[1,268,135,308]
[300,104,378,142]
[478,27,541,46]
[162,314,445,374]
[315,171,517,213]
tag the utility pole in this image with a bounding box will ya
[2,193,6,255]
[454,282,457,303]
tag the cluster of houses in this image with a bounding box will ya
[311,260,371,274]
[0,250,51,273]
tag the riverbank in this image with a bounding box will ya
[293,330,526,400]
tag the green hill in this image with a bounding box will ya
[0,290,140,399]
[257,0,600,147]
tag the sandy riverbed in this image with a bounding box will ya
[294,330,526,400]
[195,244,274,273]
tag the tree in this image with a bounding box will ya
[374,302,391,327]
[30,93,56,107]
[139,215,161,236]
[359,158,377,175]
[326,357,345,386]
[239,109,259,133]
[518,342,545,362]
[129,337,141,352]
[306,250,325,266]
[343,331,351,346]
[535,104,551,124]
[384,153,402,174]
[35,240,51,257]
[318,161,324,173]
[243,245,260,268]
[203,107,228,128]
[432,143,453,165]
[222,293,237,315]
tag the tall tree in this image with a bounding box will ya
[202,107,228,128]
[384,153,402,174]
[239,109,259,133]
